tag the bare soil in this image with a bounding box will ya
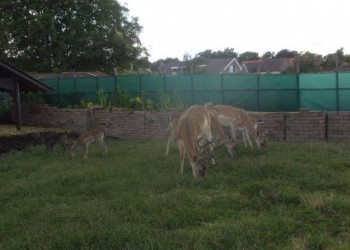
[0,125,71,155]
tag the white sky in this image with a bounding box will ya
[122,0,350,62]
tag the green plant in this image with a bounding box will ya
[97,88,111,109]
[129,94,154,110]
[0,92,13,113]
[79,98,94,109]
[24,91,45,104]
[157,91,185,111]
[112,86,131,109]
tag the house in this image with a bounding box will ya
[158,57,248,74]
[243,58,294,74]
[202,58,248,74]
[333,66,350,72]
[158,62,187,74]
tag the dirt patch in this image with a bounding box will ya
[0,125,77,155]
[0,133,41,155]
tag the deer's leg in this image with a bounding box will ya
[83,144,89,159]
[241,130,249,148]
[243,129,254,149]
[99,139,108,156]
[178,140,185,175]
[165,131,175,156]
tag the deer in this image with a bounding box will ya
[205,104,268,151]
[70,128,107,160]
[172,105,233,178]
[166,109,237,157]
[41,131,68,156]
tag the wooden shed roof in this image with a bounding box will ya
[0,58,52,93]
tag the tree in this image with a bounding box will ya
[0,0,147,73]
[212,48,238,59]
[275,49,298,58]
[298,52,323,73]
[238,51,259,62]
[194,48,238,59]
[261,51,275,60]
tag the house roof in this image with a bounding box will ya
[243,58,294,73]
[31,71,108,79]
[206,58,234,73]
[0,58,52,92]
[158,57,247,74]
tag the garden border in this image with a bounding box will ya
[13,104,350,142]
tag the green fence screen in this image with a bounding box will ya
[42,72,350,111]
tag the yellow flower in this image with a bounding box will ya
[136,96,142,103]
[87,102,94,109]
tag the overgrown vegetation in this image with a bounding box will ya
[79,87,185,111]
[1,140,350,249]
[0,92,13,121]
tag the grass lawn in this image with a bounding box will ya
[1,139,350,249]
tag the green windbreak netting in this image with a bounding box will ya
[76,77,97,93]
[98,76,116,92]
[117,75,140,93]
[193,74,221,91]
[40,72,350,111]
[300,73,336,89]
[58,78,75,93]
[141,75,164,92]
[339,90,350,111]
[300,90,337,111]
[193,91,222,104]
[42,79,58,92]
[223,74,258,90]
[259,90,298,112]
[224,91,257,111]
[339,73,350,88]
[299,73,336,110]
[260,74,297,89]
[165,75,191,91]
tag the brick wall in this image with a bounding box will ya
[17,105,350,142]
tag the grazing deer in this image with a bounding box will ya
[166,109,237,157]
[208,110,238,157]
[205,104,268,151]
[42,131,68,156]
[70,128,107,159]
[173,105,232,178]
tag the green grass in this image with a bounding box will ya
[1,139,350,249]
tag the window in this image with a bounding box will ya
[229,65,235,73]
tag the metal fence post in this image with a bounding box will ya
[336,59,339,112]
[296,61,301,110]
[191,73,194,105]
[56,77,61,107]
[257,65,260,111]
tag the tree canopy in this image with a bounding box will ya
[0,0,148,73]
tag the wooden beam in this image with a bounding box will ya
[13,79,22,131]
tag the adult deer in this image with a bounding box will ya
[70,128,107,159]
[42,131,68,156]
[174,105,232,178]
[166,109,237,157]
[205,104,268,151]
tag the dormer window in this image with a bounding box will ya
[229,65,235,73]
